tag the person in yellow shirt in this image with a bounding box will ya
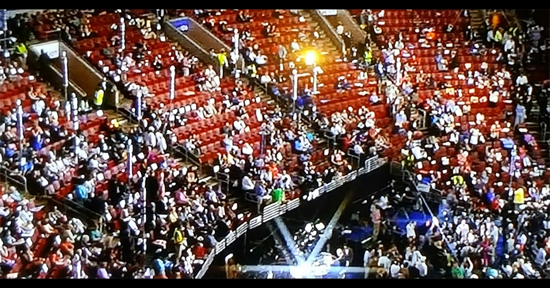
[513,186,525,210]
[93,79,107,110]
[493,28,503,48]
[172,224,187,264]
[14,41,28,69]
[217,48,228,78]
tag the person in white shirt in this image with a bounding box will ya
[369,92,380,104]
[290,39,300,53]
[461,257,474,278]
[294,135,311,154]
[87,154,103,172]
[519,258,539,278]
[123,54,136,69]
[222,135,234,152]
[203,99,218,118]
[241,142,253,156]
[255,53,268,66]
[336,22,344,35]
[278,170,294,190]
[330,123,345,136]
[363,249,373,278]
[242,173,255,193]
[145,126,157,147]
[203,64,220,91]
[390,260,401,278]
[233,117,247,134]
[377,254,391,271]
[406,221,417,242]
[416,256,428,278]
[260,72,272,85]
[353,143,365,155]
[456,219,470,243]
[504,38,515,53]
[516,73,528,87]
[395,110,407,128]
[155,131,167,154]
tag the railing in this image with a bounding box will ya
[44,59,88,99]
[173,143,200,167]
[48,196,105,234]
[337,10,367,47]
[310,10,346,58]
[27,38,119,107]
[164,17,224,68]
[26,41,87,100]
[0,166,28,194]
[194,155,388,278]
[56,40,117,106]
[417,108,428,130]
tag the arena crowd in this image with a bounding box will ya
[0,9,548,279]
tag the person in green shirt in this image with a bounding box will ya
[271,187,284,202]
[450,261,464,279]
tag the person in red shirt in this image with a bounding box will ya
[193,241,206,260]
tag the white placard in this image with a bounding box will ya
[29,40,60,59]
[319,10,338,16]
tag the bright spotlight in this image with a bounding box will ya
[290,264,311,279]
[304,50,317,66]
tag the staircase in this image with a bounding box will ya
[468,9,486,31]
[301,10,342,59]
[523,103,550,167]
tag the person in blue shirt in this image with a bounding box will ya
[74,183,89,203]
[21,157,34,174]
[484,187,495,206]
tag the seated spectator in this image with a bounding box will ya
[233,117,247,134]
[236,10,252,23]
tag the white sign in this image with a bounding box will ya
[319,10,338,16]
[29,40,60,59]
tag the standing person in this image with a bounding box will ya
[514,101,526,127]
[172,223,186,264]
[225,256,240,279]
[371,204,382,240]
[217,48,229,78]
[406,221,417,244]
[93,78,107,111]
[277,44,287,71]
[363,248,374,278]
[14,40,28,69]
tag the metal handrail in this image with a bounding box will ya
[310,10,346,58]
[417,108,428,130]
[0,165,28,194]
[48,196,105,233]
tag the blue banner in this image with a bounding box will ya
[170,18,189,32]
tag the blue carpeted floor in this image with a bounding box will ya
[347,210,431,242]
